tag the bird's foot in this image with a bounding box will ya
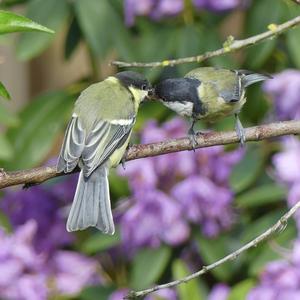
[0,168,7,178]
[235,116,246,147]
[188,128,199,151]
[121,143,132,170]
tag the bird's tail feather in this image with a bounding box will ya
[66,166,115,234]
[242,73,271,87]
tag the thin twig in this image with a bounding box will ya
[111,15,300,68]
[0,120,299,189]
[125,200,300,299]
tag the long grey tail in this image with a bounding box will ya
[66,166,115,234]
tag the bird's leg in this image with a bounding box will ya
[235,114,246,147]
[188,119,198,151]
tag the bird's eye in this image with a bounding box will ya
[141,84,147,90]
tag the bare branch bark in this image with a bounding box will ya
[0,120,299,189]
[125,200,300,299]
[111,15,300,68]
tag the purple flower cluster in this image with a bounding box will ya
[124,0,247,26]
[117,118,243,253]
[0,221,98,300]
[208,284,230,300]
[273,137,300,229]
[263,70,300,121]
[0,171,101,298]
[0,175,77,253]
[248,240,300,300]
[193,0,242,11]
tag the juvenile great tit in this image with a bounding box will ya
[154,67,271,146]
[57,71,151,234]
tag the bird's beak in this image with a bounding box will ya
[143,88,156,102]
[145,88,160,101]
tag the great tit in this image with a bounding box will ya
[154,67,270,146]
[57,71,151,234]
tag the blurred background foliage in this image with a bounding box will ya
[0,0,300,299]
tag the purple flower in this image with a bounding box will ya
[1,185,73,253]
[124,0,248,26]
[145,288,177,299]
[50,251,99,295]
[120,189,189,252]
[273,137,300,184]
[172,175,234,237]
[124,0,183,26]
[273,137,300,228]
[0,221,100,299]
[0,221,48,300]
[150,0,184,20]
[193,0,241,11]
[208,284,230,300]
[118,117,242,251]
[248,239,300,299]
[263,70,300,121]
[118,159,158,192]
[109,289,128,300]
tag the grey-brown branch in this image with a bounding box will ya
[111,15,300,68]
[125,199,300,299]
[0,120,299,189]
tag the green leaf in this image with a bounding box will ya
[81,230,121,254]
[5,90,73,170]
[287,26,300,68]
[0,102,19,126]
[172,259,205,300]
[196,234,234,281]
[236,184,287,208]
[227,279,256,300]
[248,224,296,276]
[64,17,81,60]
[75,0,117,57]
[80,286,115,300]
[241,210,282,244]
[176,25,204,75]
[0,133,13,160]
[130,246,171,290]
[0,81,10,100]
[16,0,69,60]
[0,9,54,34]
[230,146,263,193]
[204,29,236,69]
[245,0,284,68]
[0,209,11,232]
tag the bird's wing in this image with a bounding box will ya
[57,115,86,173]
[81,118,135,177]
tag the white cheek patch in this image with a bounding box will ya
[162,101,193,117]
[128,86,148,102]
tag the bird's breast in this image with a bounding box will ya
[161,100,194,117]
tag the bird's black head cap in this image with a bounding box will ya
[154,78,201,103]
[115,71,151,91]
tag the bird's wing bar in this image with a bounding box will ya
[57,115,85,173]
[81,118,135,177]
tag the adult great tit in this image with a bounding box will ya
[154,67,271,146]
[57,71,151,234]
